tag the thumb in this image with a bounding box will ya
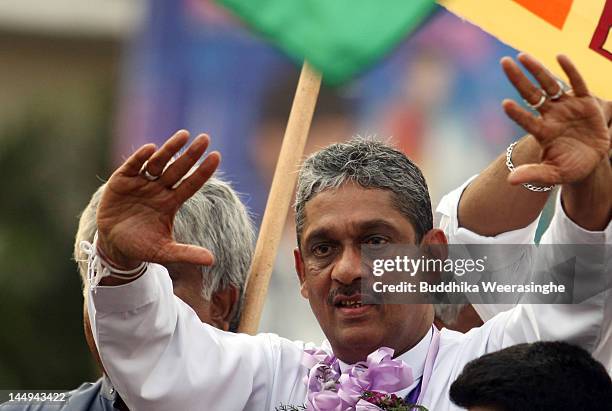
[508,163,561,186]
[158,242,215,266]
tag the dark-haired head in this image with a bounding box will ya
[450,341,612,411]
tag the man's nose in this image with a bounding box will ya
[330,246,364,285]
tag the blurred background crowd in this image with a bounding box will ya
[0,0,552,390]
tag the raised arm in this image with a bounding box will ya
[87,131,306,410]
[439,55,610,325]
[476,56,610,353]
[458,54,610,236]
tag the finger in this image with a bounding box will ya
[502,99,544,138]
[174,151,221,203]
[160,243,215,266]
[517,53,563,101]
[501,56,545,107]
[159,134,210,187]
[144,130,190,177]
[116,144,157,177]
[507,163,561,186]
[557,55,589,97]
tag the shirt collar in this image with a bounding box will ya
[336,326,433,398]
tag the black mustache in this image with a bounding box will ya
[327,281,383,305]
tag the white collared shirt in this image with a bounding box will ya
[89,177,609,410]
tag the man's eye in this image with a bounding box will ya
[364,236,389,246]
[312,244,333,257]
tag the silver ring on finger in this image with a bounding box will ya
[524,90,547,110]
[141,169,160,181]
[545,79,565,101]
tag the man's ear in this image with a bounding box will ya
[421,228,449,261]
[211,285,240,332]
[294,247,309,299]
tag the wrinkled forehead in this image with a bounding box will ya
[300,183,417,244]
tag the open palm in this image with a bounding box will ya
[501,54,609,186]
[96,130,220,269]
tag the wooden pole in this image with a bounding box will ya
[238,62,322,335]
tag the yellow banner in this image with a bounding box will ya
[438,0,612,99]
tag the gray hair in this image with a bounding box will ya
[434,304,467,327]
[294,137,433,245]
[74,176,255,332]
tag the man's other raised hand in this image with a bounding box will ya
[501,54,609,186]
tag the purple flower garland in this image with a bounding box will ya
[296,346,427,411]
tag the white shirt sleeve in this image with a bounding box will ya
[481,299,605,354]
[538,192,612,370]
[470,191,609,359]
[87,264,308,411]
[435,175,541,246]
[539,191,612,245]
[435,175,540,320]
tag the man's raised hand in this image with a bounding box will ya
[501,54,609,186]
[96,130,220,270]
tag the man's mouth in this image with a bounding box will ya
[332,294,374,317]
[336,297,364,308]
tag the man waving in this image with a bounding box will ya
[87,55,610,410]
